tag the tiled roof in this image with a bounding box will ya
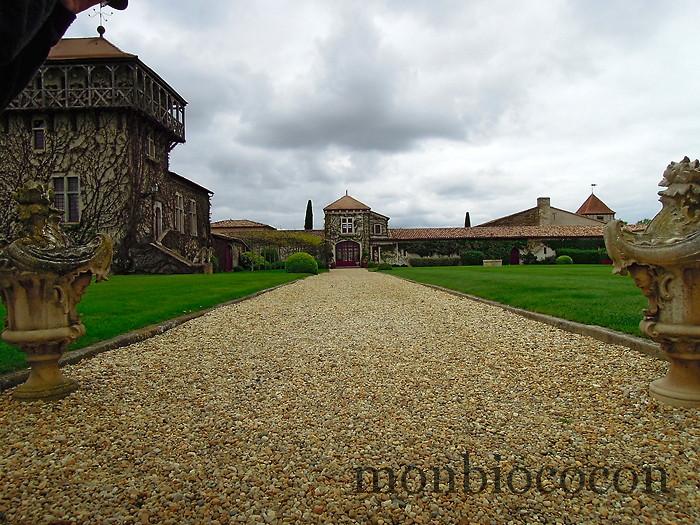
[211,219,275,229]
[389,225,604,241]
[324,195,371,211]
[167,171,213,195]
[576,194,615,215]
[48,37,135,60]
[279,229,325,238]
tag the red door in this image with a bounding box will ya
[336,241,360,267]
[510,247,520,265]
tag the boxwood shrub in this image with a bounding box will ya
[556,248,610,264]
[377,263,393,270]
[556,255,574,264]
[285,252,318,274]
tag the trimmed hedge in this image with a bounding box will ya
[556,248,609,264]
[408,257,461,267]
[460,250,485,266]
[377,263,393,270]
[285,252,318,274]
[556,255,573,264]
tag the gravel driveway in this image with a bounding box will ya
[0,269,698,524]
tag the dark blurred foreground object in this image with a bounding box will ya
[0,0,127,112]
[105,0,128,9]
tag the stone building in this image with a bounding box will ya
[0,36,212,273]
[478,197,606,227]
[322,193,393,266]
[213,193,607,268]
[320,193,606,267]
[211,219,324,266]
[576,193,616,223]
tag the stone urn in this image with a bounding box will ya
[605,156,700,407]
[0,182,112,400]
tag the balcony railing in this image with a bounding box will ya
[8,63,185,141]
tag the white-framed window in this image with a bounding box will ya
[175,193,185,233]
[341,217,354,234]
[146,132,156,160]
[32,119,46,151]
[189,199,197,236]
[52,175,80,223]
[373,223,382,235]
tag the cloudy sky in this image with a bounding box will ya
[68,0,700,229]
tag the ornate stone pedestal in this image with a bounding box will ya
[0,183,112,401]
[605,157,700,408]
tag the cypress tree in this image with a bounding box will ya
[304,200,313,230]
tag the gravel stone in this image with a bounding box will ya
[0,269,698,523]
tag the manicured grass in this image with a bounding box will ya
[0,271,307,374]
[385,265,647,338]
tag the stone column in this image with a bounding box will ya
[605,157,700,407]
[0,182,112,401]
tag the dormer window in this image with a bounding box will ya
[341,217,354,234]
[373,224,382,235]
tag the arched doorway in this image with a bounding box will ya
[510,246,520,265]
[335,241,361,267]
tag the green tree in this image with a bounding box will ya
[304,200,313,230]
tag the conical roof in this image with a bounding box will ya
[48,37,135,60]
[576,194,615,215]
[323,194,371,211]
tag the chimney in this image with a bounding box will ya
[537,197,552,225]
[464,212,471,228]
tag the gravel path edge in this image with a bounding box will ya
[387,273,666,361]
[0,278,304,392]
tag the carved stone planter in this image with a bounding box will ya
[0,183,112,401]
[605,157,700,407]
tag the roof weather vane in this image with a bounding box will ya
[89,1,129,37]
[591,183,597,194]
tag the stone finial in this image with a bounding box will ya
[0,181,113,400]
[604,157,700,408]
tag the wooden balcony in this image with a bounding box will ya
[8,62,186,142]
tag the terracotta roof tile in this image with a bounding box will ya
[323,195,370,211]
[389,225,604,241]
[576,194,615,215]
[211,219,275,229]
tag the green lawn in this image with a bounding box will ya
[385,265,647,338]
[0,271,307,374]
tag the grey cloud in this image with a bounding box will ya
[238,9,465,151]
[63,1,699,229]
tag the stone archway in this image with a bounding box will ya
[335,241,361,267]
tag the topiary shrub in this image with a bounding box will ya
[285,252,318,274]
[556,255,573,264]
[460,250,484,266]
[377,263,393,270]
